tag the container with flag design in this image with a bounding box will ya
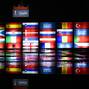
[75,62,88,74]
[0,25,5,49]
[57,61,73,74]
[74,28,89,48]
[23,53,38,61]
[6,62,21,74]
[22,62,38,74]
[57,29,73,48]
[22,22,38,52]
[6,23,22,49]
[40,61,55,74]
[75,22,89,29]
[61,22,73,29]
[0,62,5,73]
[40,22,56,49]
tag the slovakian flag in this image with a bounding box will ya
[75,22,89,29]
[57,62,72,74]
[61,22,73,29]
[75,62,88,74]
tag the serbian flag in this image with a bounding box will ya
[75,22,89,29]
[75,62,88,74]
[61,22,73,29]
[57,29,73,36]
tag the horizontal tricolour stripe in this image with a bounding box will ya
[75,43,89,46]
[40,38,55,41]
[57,29,73,32]
[40,31,55,34]
[23,22,38,26]
[6,32,21,35]
[22,71,38,74]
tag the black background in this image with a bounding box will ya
[0,0,89,89]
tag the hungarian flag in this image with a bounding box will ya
[75,22,89,29]
[61,22,73,29]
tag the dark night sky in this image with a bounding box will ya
[0,0,89,21]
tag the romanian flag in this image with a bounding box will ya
[61,22,73,29]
